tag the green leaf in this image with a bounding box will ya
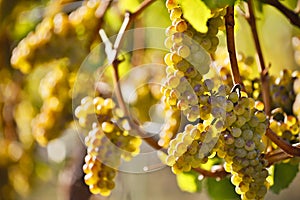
[181,0,211,33]
[271,162,299,194]
[118,0,140,13]
[206,177,239,200]
[255,0,264,13]
[176,171,202,193]
[202,0,237,10]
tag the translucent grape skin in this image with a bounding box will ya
[76,96,142,196]
[216,92,269,200]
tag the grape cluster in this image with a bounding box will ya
[216,91,269,200]
[75,96,142,195]
[219,60,300,117]
[269,70,296,114]
[269,111,300,147]
[163,2,273,199]
[31,59,72,146]
[267,70,300,147]
[11,0,101,73]
[166,124,218,174]
[163,0,226,122]
[75,96,142,160]
[83,123,120,196]
[166,0,226,54]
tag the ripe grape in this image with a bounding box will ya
[75,96,143,195]
[215,91,269,200]
[162,0,230,123]
[166,124,218,173]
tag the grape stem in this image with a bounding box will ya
[265,128,300,157]
[193,166,228,178]
[224,6,242,86]
[262,0,300,28]
[247,0,271,116]
[244,0,273,154]
[99,0,163,151]
[265,143,300,166]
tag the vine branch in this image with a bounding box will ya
[247,0,271,116]
[224,6,242,86]
[113,0,156,53]
[245,0,300,158]
[262,0,300,28]
[265,143,300,165]
[265,128,300,157]
[89,0,112,49]
[100,0,161,151]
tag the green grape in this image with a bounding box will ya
[242,129,254,140]
[231,127,242,137]
[216,91,269,200]
[167,75,181,88]
[162,0,228,124]
[83,154,118,196]
[177,45,190,58]
[166,124,218,174]
[76,95,143,195]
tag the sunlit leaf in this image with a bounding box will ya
[176,171,202,193]
[118,0,140,13]
[181,0,211,33]
[271,162,299,194]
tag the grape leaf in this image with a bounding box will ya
[181,0,211,33]
[271,162,299,194]
[118,0,140,13]
[206,177,239,200]
[176,171,202,193]
[202,0,237,10]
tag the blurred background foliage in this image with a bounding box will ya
[0,0,300,200]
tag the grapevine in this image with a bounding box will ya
[2,0,300,199]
